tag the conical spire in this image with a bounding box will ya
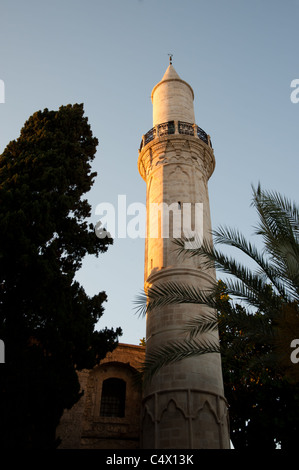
[151,62,195,126]
[160,63,182,82]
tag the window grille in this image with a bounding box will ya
[100,378,126,418]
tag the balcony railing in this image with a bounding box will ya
[139,121,212,151]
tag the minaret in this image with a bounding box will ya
[138,60,230,449]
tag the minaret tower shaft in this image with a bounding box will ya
[138,62,230,449]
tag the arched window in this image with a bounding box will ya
[100,378,126,418]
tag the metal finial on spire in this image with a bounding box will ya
[168,53,173,65]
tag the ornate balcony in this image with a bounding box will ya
[139,121,212,151]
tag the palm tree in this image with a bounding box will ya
[135,184,299,384]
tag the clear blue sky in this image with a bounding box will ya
[0,0,298,345]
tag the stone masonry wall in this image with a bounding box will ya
[57,344,145,449]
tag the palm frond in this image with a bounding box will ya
[134,290,148,318]
[252,184,299,241]
[219,277,284,317]
[212,226,290,300]
[182,311,219,339]
[140,336,220,383]
[172,234,206,259]
[252,185,299,301]
[134,281,218,317]
[175,229,291,304]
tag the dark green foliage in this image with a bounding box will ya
[217,283,299,450]
[0,104,122,448]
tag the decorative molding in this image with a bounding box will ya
[142,388,229,448]
[145,265,215,287]
[138,133,215,184]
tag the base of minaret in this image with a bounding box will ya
[141,387,230,449]
[140,268,230,450]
